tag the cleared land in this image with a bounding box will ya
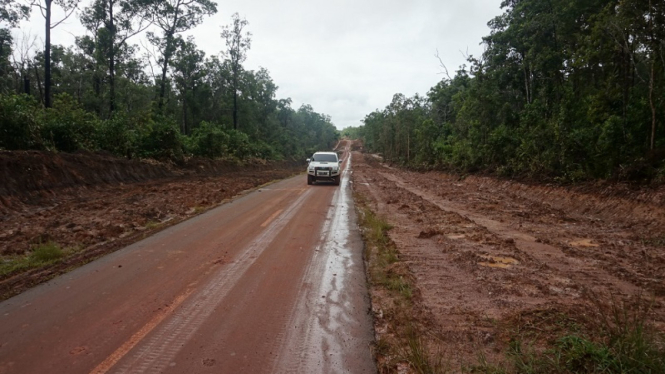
[1,145,664,372]
[351,148,665,372]
[0,151,302,298]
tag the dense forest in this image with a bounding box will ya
[356,0,665,182]
[0,1,338,161]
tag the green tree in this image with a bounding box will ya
[30,0,79,108]
[171,36,205,135]
[359,0,663,181]
[221,13,251,130]
[81,0,153,114]
[1,0,30,27]
[149,0,217,110]
[0,0,30,93]
[0,93,42,150]
[0,29,13,93]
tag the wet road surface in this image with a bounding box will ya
[0,146,376,374]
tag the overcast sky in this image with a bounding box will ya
[16,0,505,129]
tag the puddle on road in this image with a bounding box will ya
[274,150,375,373]
[478,255,519,269]
[446,234,466,240]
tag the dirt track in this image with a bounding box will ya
[2,146,665,371]
[351,151,665,369]
[0,142,376,373]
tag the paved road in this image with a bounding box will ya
[0,145,375,374]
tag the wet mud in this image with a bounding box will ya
[352,151,665,369]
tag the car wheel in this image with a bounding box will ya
[307,175,313,185]
[334,176,340,186]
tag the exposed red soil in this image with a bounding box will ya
[351,151,665,370]
[0,151,302,298]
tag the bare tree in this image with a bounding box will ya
[10,32,39,94]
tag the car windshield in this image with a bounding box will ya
[312,154,337,162]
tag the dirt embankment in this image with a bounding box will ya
[0,150,297,203]
[352,151,665,371]
[0,151,302,297]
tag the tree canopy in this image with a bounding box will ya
[0,11,339,161]
[361,0,664,182]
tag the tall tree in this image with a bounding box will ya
[81,0,152,114]
[0,0,30,92]
[0,30,13,92]
[150,0,217,110]
[0,0,29,92]
[0,0,30,89]
[221,13,251,130]
[30,0,78,107]
[197,55,229,124]
[172,36,205,134]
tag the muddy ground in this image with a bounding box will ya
[351,151,665,371]
[0,151,302,298]
[2,148,665,371]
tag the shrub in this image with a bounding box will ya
[96,112,147,158]
[227,129,251,159]
[137,116,184,162]
[41,94,99,152]
[250,140,281,160]
[185,121,229,158]
[0,93,43,150]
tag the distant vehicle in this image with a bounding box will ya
[306,152,342,186]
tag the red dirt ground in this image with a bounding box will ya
[351,150,665,371]
[2,147,665,371]
[0,151,302,298]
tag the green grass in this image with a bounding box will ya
[385,276,413,299]
[356,196,447,373]
[1,241,68,277]
[31,241,65,262]
[502,297,665,374]
[359,205,393,248]
[640,235,665,247]
[144,220,162,230]
[402,328,448,374]
[357,204,413,299]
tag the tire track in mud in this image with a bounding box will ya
[377,171,640,296]
[92,189,313,374]
[408,171,665,297]
[352,151,665,366]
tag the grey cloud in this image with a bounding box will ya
[19,0,504,129]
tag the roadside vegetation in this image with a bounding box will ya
[0,241,78,278]
[488,297,665,374]
[0,9,338,162]
[354,0,665,183]
[356,192,665,373]
[356,192,449,373]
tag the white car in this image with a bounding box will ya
[306,152,342,185]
